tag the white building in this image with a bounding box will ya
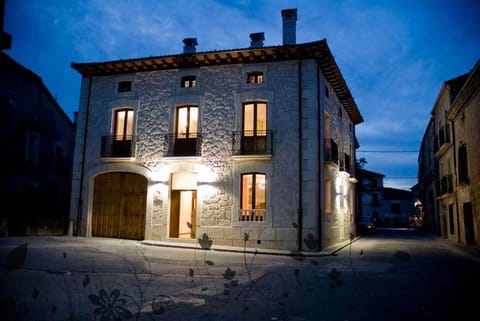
[69,8,363,252]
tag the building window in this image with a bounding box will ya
[240,173,266,221]
[325,178,331,213]
[242,102,267,154]
[247,71,263,84]
[117,81,132,93]
[111,108,134,156]
[181,76,196,88]
[325,85,329,98]
[458,144,469,184]
[173,105,199,156]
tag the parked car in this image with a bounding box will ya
[357,217,376,234]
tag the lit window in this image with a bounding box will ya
[181,76,197,88]
[247,71,263,84]
[118,81,132,93]
[241,102,267,154]
[240,173,266,221]
[325,178,331,213]
[172,105,199,156]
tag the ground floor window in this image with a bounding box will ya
[240,173,266,221]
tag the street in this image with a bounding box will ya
[1,229,479,321]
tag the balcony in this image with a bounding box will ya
[232,130,272,156]
[101,135,135,158]
[164,133,202,157]
[434,124,452,158]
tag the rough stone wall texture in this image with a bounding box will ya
[70,59,357,251]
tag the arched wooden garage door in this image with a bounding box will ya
[92,172,147,240]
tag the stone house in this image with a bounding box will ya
[446,59,480,247]
[69,8,363,252]
[419,59,479,247]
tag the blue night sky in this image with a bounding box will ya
[4,0,480,190]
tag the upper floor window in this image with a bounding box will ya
[114,109,134,139]
[240,173,266,222]
[247,71,264,84]
[112,108,134,157]
[242,102,267,154]
[176,106,198,137]
[169,105,200,156]
[243,102,267,134]
[117,81,132,93]
[181,76,197,88]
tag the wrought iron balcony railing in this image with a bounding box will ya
[232,130,272,156]
[101,135,135,158]
[164,133,202,157]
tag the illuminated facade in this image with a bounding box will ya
[69,9,363,251]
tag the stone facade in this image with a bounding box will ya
[69,9,363,252]
[419,59,480,248]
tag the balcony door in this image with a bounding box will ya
[113,109,134,157]
[175,106,198,156]
[242,102,267,154]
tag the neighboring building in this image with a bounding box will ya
[418,118,439,233]
[446,59,480,247]
[381,187,414,227]
[358,168,414,228]
[69,8,364,252]
[358,168,384,225]
[418,58,479,248]
[0,52,75,236]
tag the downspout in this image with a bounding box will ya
[76,76,92,236]
[316,62,322,251]
[297,59,303,252]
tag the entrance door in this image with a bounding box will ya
[169,173,197,239]
[170,190,196,238]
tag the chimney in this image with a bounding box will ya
[183,37,198,54]
[249,32,265,48]
[281,8,297,45]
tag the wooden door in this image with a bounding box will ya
[92,172,147,240]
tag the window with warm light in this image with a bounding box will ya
[240,173,266,221]
[181,75,197,88]
[114,109,134,139]
[176,106,198,138]
[247,71,263,84]
[241,102,267,154]
[110,108,134,157]
[325,178,331,213]
[172,105,199,156]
